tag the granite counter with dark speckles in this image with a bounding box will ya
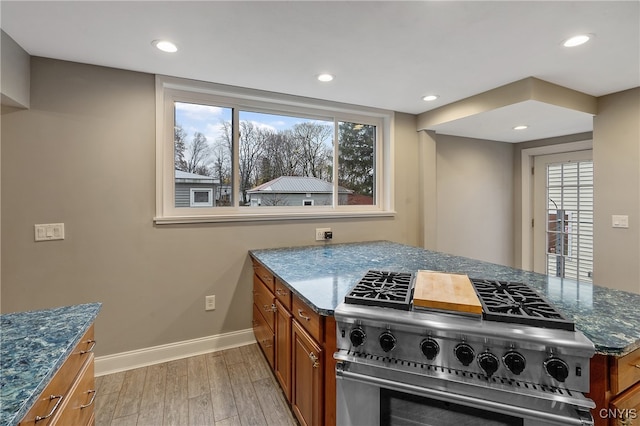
[250,241,640,357]
[0,303,101,426]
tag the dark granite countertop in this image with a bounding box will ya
[250,241,640,357]
[0,303,101,426]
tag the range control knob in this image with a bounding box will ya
[477,351,500,376]
[349,328,366,348]
[503,351,526,375]
[379,332,397,352]
[454,343,475,366]
[545,357,570,382]
[420,338,440,360]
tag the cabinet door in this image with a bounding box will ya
[275,299,292,402]
[291,320,323,426]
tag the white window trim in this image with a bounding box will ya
[190,188,213,207]
[154,75,396,224]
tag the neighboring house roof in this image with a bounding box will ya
[247,176,352,194]
[175,170,219,184]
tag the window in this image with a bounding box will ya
[545,160,594,282]
[155,76,394,223]
[190,188,213,207]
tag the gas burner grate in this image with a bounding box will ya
[344,270,414,310]
[470,279,575,331]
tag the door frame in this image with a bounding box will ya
[520,140,592,270]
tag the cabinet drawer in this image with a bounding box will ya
[610,382,640,425]
[51,354,95,426]
[19,326,96,425]
[253,261,275,292]
[253,276,276,331]
[292,294,323,343]
[611,347,640,394]
[253,303,275,368]
[275,278,292,311]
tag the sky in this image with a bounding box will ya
[175,101,331,148]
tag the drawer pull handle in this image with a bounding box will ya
[298,309,311,321]
[264,304,277,313]
[35,395,63,422]
[276,288,288,296]
[80,390,97,409]
[309,352,319,368]
[263,340,273,348]
[634,364,640,369]
[80,339,96,354]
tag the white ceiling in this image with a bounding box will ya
[1,1,638,142]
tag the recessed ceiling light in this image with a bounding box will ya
[563,34,591,47]
[152,40,178,53]
[513,125,529,130]
[317,73,334,82]
[422,95,439,102]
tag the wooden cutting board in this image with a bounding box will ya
[412,271,483,315]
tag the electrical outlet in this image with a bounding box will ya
[205,295,216,311]
[315,227,332,241]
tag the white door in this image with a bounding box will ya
[533,150,594,282]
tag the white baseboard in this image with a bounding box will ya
[95,328,256,376]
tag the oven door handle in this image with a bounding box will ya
[337,369,593,426]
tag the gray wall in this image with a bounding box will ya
[1,58,422,356]
[2,56,638,360]
[435,134,514,266]
[593,88,640,294]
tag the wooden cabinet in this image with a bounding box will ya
[253,303,275,368]
[251,258,337,426]
[292,320,323,426]
[589,347,640,426]
[19,325,97,426]
[275,299,292,401]
[253,275,276,331]
[292,294,323,343]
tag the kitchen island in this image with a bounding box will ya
[250,240,640,426]
[0,303,101,426]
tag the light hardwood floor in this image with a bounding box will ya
[94,344,298,426]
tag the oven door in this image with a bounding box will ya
[336,361,594,426]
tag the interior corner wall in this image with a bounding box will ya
[435,134,514,266]
[1,30,30,108]
[419,130,437,250]
[593,87,640,294]
[0,57,421,356]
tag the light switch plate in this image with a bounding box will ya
[34,223,65,241]
[205,295,216,311]
[612,215,629,228]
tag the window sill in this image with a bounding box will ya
[154,210,396,225]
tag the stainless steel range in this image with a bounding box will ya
[334,270,596,426]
